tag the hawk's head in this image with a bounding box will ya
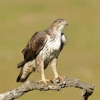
[51,19,68,32]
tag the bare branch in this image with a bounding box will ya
[0,77,94,100]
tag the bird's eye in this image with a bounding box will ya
[58,20,62,23]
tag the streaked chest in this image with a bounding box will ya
[39,32,62,60]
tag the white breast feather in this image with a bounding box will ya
[39,31,62,60]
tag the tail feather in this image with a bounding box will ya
[16,63,36,82]
[17,60,26,68]
[16,69,31,82]
[17,74,30,82]
[16,67,32,82]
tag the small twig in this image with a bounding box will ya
[0,77,94,100]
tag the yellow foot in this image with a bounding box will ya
[57,76,65,80]
[37,79,51,85]
[54,76,65,83]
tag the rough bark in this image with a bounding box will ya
[0,77,94,100]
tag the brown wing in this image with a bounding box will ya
[22,32,47,61]
[60,33,66,51]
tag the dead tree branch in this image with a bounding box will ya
[0,77,94,100]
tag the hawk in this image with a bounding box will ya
[17,19,68,84]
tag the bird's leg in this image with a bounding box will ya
[51,58,59,79]
[36,57,50,85]
[51,58,65,83]
[39,65,50,84]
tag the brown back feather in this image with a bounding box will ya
[22,32,47,62]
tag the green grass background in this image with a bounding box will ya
[0,0,100,100]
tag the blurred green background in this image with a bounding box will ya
[0,0,100,100]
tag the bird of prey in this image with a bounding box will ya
[17,19,68,84]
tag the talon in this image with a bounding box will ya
[58,76,65,80]
[55,76,65,83]
[37,79,51,85]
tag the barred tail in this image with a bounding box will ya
[16,67,31,82]
[17,60,36,82]
[17,60,26,68]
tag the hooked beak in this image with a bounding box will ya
[64,21,68,26]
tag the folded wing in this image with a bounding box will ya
[17,32,47,68]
